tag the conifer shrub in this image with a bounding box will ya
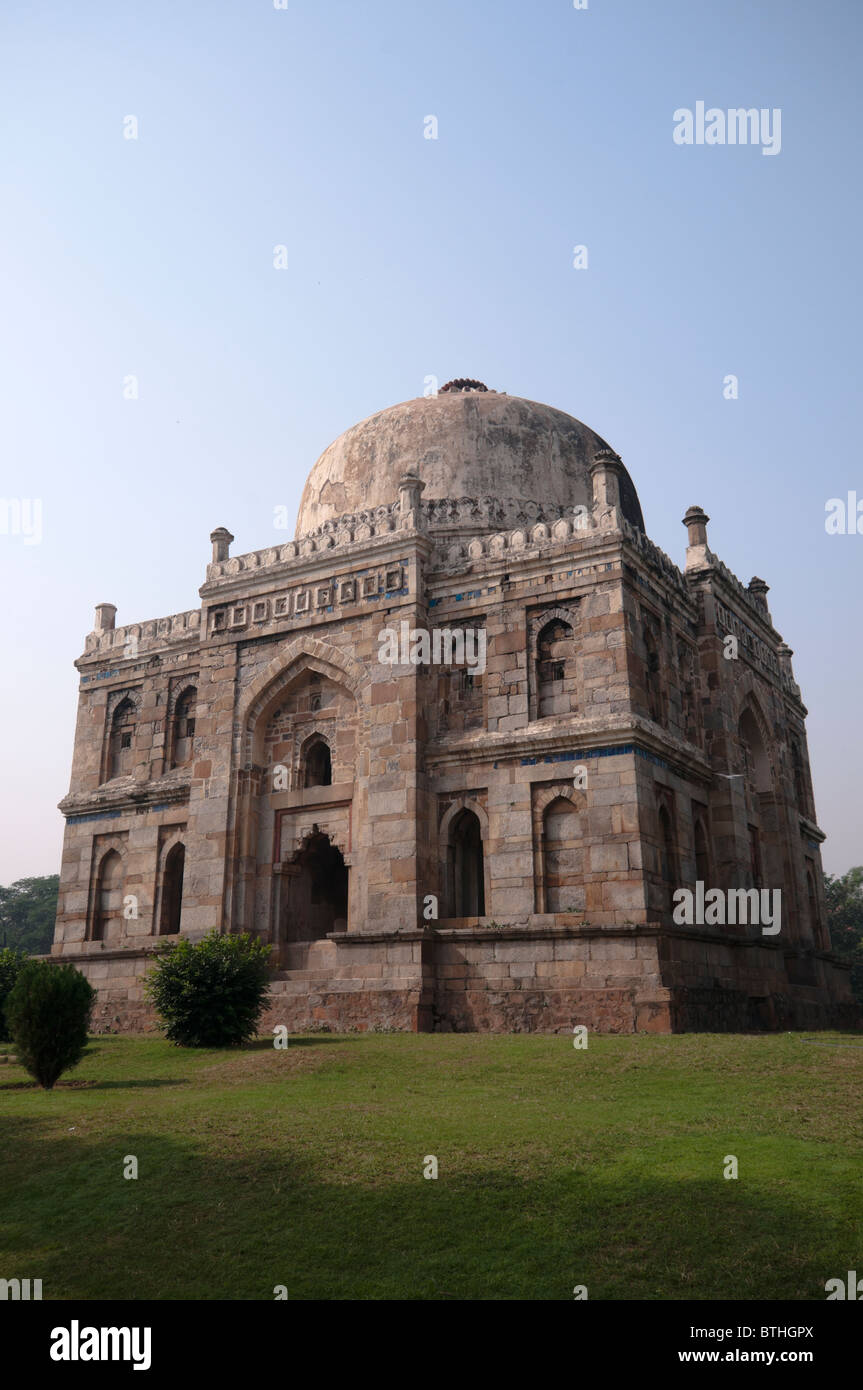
[5,961,95,1088]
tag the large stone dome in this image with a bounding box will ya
[295,384,644,536]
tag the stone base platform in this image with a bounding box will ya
[43,920,859,1036]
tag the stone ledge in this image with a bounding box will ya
[43,942,173,965]
[59,776,191,819]
[328,928,428,944]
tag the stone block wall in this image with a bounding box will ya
[429,925,669,1033]
[50,483,858,1036]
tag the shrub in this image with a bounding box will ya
[0,947,28,1043]
[145,931,272,1047]
[5,961,95,1088]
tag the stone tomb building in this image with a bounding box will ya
[52,381,856,1033]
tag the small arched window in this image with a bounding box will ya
[160,843,185,935]
[171,687,197,768]
[644,625,664,724]
[658,804,677,913]
[447,808,485,917]
[536,618,574,717]
[694,817,710,885]
[748,824,762,888]
[543,796,583,913]
[738,709,771,796]
[791,738,807,812]
[108,698,136,780]
[678,642,698,742]
[304,738,332,788]
[93,850,124,942]
[806,866,823,944]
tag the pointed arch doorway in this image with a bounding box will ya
[277,827,349,948]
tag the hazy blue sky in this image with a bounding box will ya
[1,0,860,881]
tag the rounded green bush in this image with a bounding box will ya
[0,947,28,1043]
[145,931,272,1047]
[5,961,95,1088]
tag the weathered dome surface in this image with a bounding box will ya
[295,389,644,536]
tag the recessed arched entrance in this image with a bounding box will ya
[279,829,348,945]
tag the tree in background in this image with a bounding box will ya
[0,947,28,1042]
[824,867,863,1009]
[0,876,59,956]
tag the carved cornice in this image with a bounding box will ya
[59,774,191,821]
[424,712,713,784]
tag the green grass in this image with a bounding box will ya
[1,1031,861,1300]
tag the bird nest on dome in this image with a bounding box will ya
[439,378,488,393]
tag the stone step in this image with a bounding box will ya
[270,970,335,985]
[269,971,385,989]
[269,968,415,998]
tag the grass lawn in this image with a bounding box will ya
[1,1030,860,1301]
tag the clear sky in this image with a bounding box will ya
[0,0,860,881]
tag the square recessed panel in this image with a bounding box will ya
[295,591,310,613]
[339,579,356,603]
